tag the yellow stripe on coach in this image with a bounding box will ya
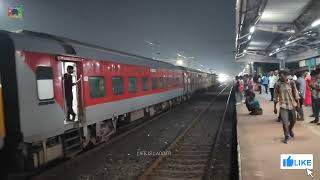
[0,82,5,139]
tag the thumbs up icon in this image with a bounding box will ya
[283,156,294,167]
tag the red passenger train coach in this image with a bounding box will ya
[0,30,216,175]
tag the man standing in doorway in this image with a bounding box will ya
[274,70,300,144]
[64,66,81,122]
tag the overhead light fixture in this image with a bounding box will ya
[176,59,183,65]
[286,29,295,34]
[248,35,252,40]
[244,49,247,53]
[276,48,280,51]
[250,26,255,33]
[236,53,245,58]
[285,41,290,46]
[311,19,320,28]
[303,30,312,35]
[269,53,273,56]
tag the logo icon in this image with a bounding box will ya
[8,5,23,18]
[280,154,313,169]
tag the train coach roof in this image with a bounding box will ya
[0,30,178,70]
[176,66,216,75]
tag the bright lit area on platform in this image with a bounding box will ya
[218,73,230,82]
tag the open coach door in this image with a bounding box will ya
[57,56,84,124]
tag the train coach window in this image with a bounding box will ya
[164,78,169,88]
[176,77,180,87]
[169,78,172,87]
[152,78,157,90]
[142,77,149,91]
[36,66,54,100]
[112,77,124,95]
[159,77,164,89]
[128,77,137,92]
[166,78,171,88]
[89,76,105,98]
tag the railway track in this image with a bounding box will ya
[138,86,232,180]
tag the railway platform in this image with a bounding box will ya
[237,92,320,180]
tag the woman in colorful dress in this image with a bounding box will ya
[239,76,245,102]
[304,72,312,106]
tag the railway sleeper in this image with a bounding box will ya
[151,169,204,178]
[164,154,210,161]
[164,159,208,165]
[178,144,212,149]
[146,177,202,180]
[172,150,211,155]
[178,143,212,146]
[157,163,207,171]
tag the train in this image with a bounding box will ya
[0,30,216,176]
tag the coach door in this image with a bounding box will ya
[183,72,187,94]
[59,57,84,124]
[188,78,192,94]
[187,73,191,94]
[183,72,191,94]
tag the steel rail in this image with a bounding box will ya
[204,86,234,179]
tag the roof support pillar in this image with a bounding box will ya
[277,52,287,70]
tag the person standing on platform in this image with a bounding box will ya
[310,70,320,124]
[243,74,249,91]
[239,76,245,102]
[269,71,277,101]
[261,73,269,94]
[273,70,282,122]
[304,72,312,107]
[234,76,241,105]
[308,71,316,118]
[247,75,254,92]
[295,72,305,121]
[257,75,262,94]
[253,75,259,93]
[272,70,282,121]
[274,70,300,144]
[292,74,297,81]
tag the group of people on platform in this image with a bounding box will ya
[258,70,313,106]
[234,74,263,115]
[234,69,320,144]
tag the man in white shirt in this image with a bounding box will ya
[269,71,278,101]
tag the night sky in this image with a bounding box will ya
[0,0,241,75]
